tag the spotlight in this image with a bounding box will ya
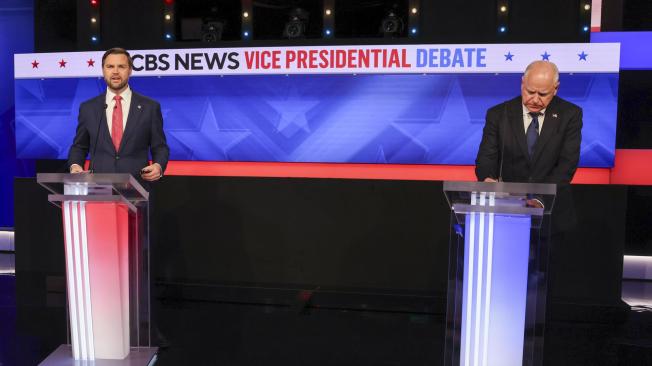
[500,5,507,12]
[200,5,224,42]
[91,17,97,23]
[284,8,308,39]
[165,13,172,21]
[380,11,404,37]
[325,29,331,36]
[499,26,507,32]
[91,36,99,42]
[411,27,417,35]
[243,11,249,18]
[243,31,249,37]
[163,0,174,5]
[90,0,98,6]
[325,9,332,16]
[165,33,173,40]
[411,7,418,14]
[584,4,591,10]
[202,21,224,42]
[583,25,589,32]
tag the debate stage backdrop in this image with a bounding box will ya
[14,43,620,167]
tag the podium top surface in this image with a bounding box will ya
[443,181,556,195]
[443,181,556,216]
[37,173,149,202]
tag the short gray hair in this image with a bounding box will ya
[524,60,559,83]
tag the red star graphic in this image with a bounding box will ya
[58,59,67,68]
[87,59,95,67]
[31,60,39,68]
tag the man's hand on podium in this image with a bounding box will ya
[69,164,86,174]
[484,177,498,183]
[141,163,162,181]
[526,198,544,208]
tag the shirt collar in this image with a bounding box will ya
[106,85,132,103]
[522,104,545,117]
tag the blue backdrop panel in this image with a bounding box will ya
[0,0,34,228]
[15,73,618,167]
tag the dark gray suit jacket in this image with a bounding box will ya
[475,95,582,184]
[67,91,169,183]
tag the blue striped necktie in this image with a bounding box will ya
[526,112,541,158]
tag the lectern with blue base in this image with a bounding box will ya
[37,173,158,366]
[443,181,556,366]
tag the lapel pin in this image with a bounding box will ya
[552,113,558,118]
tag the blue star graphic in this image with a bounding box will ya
[504,52,514,61]
[541,51,551,61]
[267,87,320,138]
[578,51,588,61]
[170,101,250,160]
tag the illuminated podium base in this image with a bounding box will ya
[37,174,156,366]
[39,345,158,366]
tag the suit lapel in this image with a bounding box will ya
[531,97,561,164]
[118,92,143,152]
[95,94,114,150]
[508,99,530,165]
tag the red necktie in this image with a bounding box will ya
[111,95,123,151]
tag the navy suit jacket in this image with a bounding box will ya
[67,91,169,183]
[475,96,582,184]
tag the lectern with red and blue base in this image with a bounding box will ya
[37,173,158,366]
[443,181,556,366]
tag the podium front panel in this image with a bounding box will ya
[37,173,154,363]
[443,182,555,366]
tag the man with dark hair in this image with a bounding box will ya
[68,47,169,184]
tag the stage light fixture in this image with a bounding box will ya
[90,0,98,6]
[325,9,332,16]
[91,36,99,42]
[380,11,404,37]
[162,0,175,41]
[325,29,332,36]
[91,17,97,23]
[583,25,589,32]
[408,1,421,39]
[283,8,308,39]
[497,1,509,37]
[242,1,252,41]
[201,21,224,42]
[584,4,591,10]
[284,17,304,38]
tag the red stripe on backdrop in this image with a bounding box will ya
[610,149,652,185]
[164,161,478,181]
[163,161,611,184]
[84,149,649,184]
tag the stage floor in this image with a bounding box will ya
[3,272,652,366]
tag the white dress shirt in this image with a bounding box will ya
[522,104,545,135]
[106,86,132,135]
